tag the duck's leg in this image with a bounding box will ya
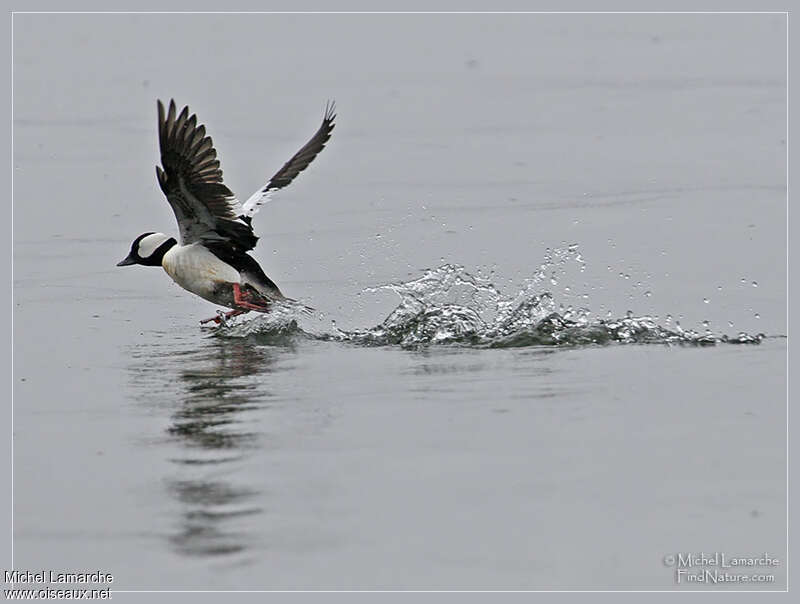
[199,311,223,325]
[232,283,271,311]
[199,308,249,325]
[200,284,268,324]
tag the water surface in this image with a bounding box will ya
[13,13,786,590]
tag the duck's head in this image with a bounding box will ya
[117,232,177,267]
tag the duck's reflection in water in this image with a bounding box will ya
[131,335,282,558]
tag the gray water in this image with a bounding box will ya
[13,13,786,590]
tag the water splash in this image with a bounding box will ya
[210,260,766,349]
[336,264,763,348]
[210,299,312,343]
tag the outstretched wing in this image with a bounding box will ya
[156,99,257,250]
[239,101,336,223]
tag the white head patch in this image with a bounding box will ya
[137,233,170,258]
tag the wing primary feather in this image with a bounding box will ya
[188,124,206,152]
[177,113,197,154]
[166,100,176,136]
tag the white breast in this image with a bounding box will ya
[162,243,240,303]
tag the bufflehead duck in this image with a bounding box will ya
[118,99,335,324]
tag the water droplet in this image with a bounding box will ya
[626,310,633,318]
[751,281,758,288]
[703,297,710,304]
[755,313,760,319]
[665,314,672,324]
[702,320,710,328]
[644,290,652,297]
[375,233,382,239]
[741,278,747,284]
[728,321,734,327]
[624,274,630,280]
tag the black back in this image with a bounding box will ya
[203,241,281,294]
